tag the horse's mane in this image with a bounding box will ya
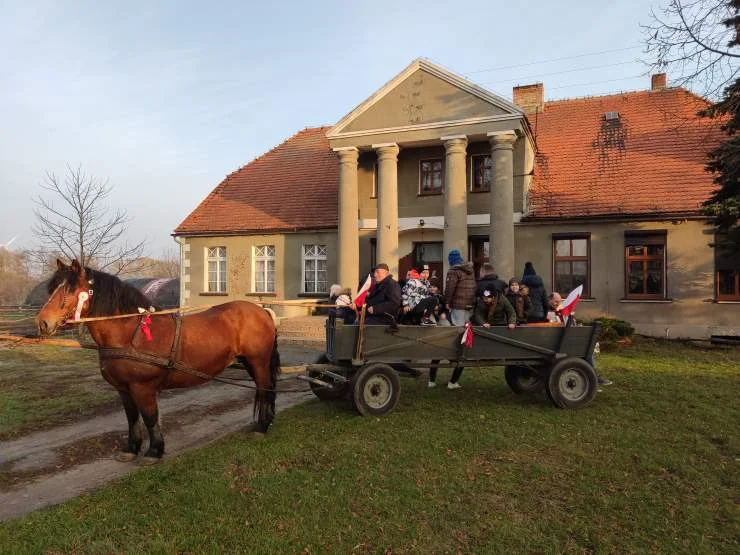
[48,266,153,316]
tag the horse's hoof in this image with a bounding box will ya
[138,456,162,466]
[115,452,137,462]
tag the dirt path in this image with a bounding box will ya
[0,344,321,522]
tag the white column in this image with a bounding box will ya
[334,147,360,294]
[488,131,517,280]
[442,135,468,277]
[373,143,400,277]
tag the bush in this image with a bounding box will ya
[585,317,635,347]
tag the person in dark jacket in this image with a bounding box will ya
[364,263,401,325]
[476,262,507,297]
[444,249,477,326]
[520,262,549,322]
[505,278,532,325]
[472,289,517,328]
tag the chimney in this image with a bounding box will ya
[513,83,544,115]
[651,73,667,90]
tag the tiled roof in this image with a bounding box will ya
[174,127,338,235]
[526,88,724,219]
[176,88,724,235]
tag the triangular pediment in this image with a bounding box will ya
[328,58,523,137]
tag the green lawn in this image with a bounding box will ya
[1,339,738,553]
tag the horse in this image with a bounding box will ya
[35,259,280,464]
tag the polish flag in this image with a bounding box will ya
[353,274,373,307]
[558,285,583,322]
[460,322,474,348]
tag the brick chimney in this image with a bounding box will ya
[651,73,667,90]
[512,83,544,115]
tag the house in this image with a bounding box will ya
[174,58,739,339]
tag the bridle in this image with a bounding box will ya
[43,278,95,323]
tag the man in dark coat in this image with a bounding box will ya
[520,262,549,322]
[364,263,401,325]
[476,262,507,297]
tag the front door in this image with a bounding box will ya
[469,236,489,278]
[412,242,444,283]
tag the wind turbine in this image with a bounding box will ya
[1,236,17,248]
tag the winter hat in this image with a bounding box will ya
[448,249,464,266]
[329,284,343,297]
[407,269,420,280]
[523,262,536,277]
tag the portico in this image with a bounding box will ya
[328,58,533,292]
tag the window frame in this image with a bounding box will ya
[418,158,444,196]
[715,235,740,301]
[624,231,667,300]
[552,233,591,298]
[301,244,328,294]
[470,154,492,193]
[252,245,276,294]
[205,246,227,293]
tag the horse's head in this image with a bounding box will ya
[36,259,94,336]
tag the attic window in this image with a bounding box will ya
[604,111,620,121]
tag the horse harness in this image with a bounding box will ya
[97,313,269,390]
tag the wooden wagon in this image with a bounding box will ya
[303,317,602,416]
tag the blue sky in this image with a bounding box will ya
[0,0,662,256]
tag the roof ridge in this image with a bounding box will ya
[544,86,710,106]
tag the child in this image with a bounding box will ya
[505,278,532,325]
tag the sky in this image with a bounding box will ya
[0,0,665,257]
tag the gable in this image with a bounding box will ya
[342,69,508,133]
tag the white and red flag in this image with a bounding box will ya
[353,274,373,307]
[558,285,583,323]
[460,322,474,348]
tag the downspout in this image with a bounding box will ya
[173,235,186,308]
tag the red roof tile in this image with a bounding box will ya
[176,89,725,235]
[174,127,339,235]
[526,88,724,219]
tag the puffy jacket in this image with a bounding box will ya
[472,294,516,326]
[505,290,533,324]
[521,274,548,321]
[402,278,429,308]
[365,275,402,317]
[444,263,477,310]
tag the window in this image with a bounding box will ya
[715,237,740,300]
[303,244,328,293]
[553,234,590,297]
[419,159,443,194]
[206,247,227,293]
[625,231,666,299]
[253,245,276,293]
[471,155,492,192]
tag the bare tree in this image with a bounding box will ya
[32,165,146,273]
[643,0,740,98]
[0,248,33,305]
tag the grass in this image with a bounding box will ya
[0,344,117,439]
[0,339,738,553]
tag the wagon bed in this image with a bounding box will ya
[304,317,602,416]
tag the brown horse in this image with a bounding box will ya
[36,259,280,463]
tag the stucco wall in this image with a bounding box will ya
[357,141,529,219]
[514,220,739,339]
[181,232,337,317]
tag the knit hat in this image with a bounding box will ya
[523,262,536,277]
[448,249,464,266]
[407,269,420,280]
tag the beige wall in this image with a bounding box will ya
[515,220,739,339]
[343,69,509,133]
[357,141,529,219]
[181,232,337,317]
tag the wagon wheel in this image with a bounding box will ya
[546,357,597,409]
[351,363,401,417]
[504,365,545,395]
